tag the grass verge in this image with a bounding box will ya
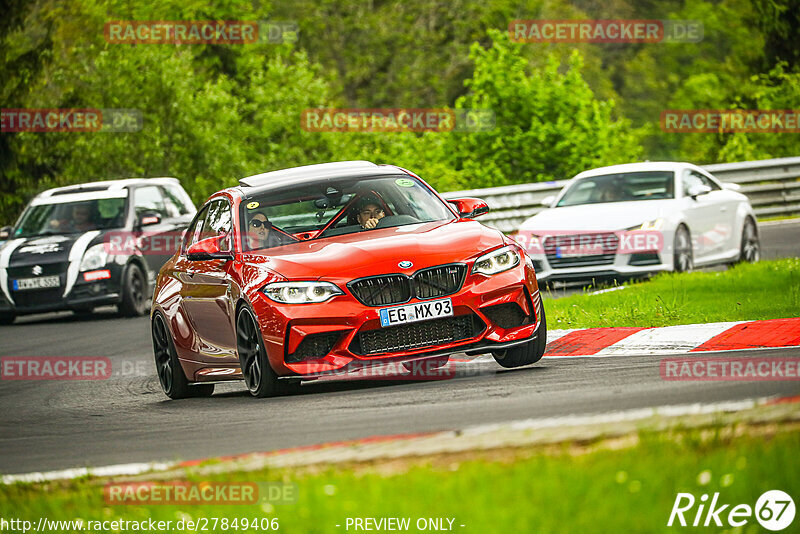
[544,258,800,328]
[1,423,798,533]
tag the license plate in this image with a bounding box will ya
[13,276,60,290]
[379,298,453,327]
[556,245,603,258]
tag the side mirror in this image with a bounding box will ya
[688,184,712,199]
[187,236,233,261]
[0,226,12,239]
[723,182,741,191]
[540,195,556,208]
[138,211,161,227]
[448,197,489,218]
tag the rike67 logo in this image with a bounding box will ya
[668,490,795,530]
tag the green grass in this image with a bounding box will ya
[544,258,800,329]
[1,425,798,533]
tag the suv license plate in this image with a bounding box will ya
[13,276,61,290]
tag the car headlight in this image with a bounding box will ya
[262,281,344,304]
[638,219,664,231]
[472,246,520,276]
[79,244,108,272]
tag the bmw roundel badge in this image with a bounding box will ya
[398,260,413,269]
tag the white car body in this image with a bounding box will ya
[514,162,758,282]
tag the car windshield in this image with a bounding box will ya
[13,196,127,238]
[240,175,455,251]
[555,171,675,207]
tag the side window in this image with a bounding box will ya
[184,205,209,252]
[134,186,168,218]
[693,171,721,191]
[200,199,233,251]
[161,185,194,217]
[682,171,704,197]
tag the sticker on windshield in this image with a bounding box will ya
[395,178,415,188]
[246,201,259,209]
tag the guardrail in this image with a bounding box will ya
[441,157,800,233]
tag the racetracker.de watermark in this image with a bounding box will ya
[300,108,496,132]
[660,357,800,381]
[511,229,664,255]
[1,109,142,132]
[1,357,151,380]
[661,109,800,133]
[510,19,703,43]
[104,20,298,44]
[104,481,297,505]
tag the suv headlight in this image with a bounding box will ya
[262,281,344,304]
[472,246,520,276]
[79,244,108,272]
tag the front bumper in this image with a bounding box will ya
[531,251,671,282]
[0,263,124,315]
[253,261,542,377]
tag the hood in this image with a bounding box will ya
[3,232,104,268]
[520,200,675,233]
[241,220,505,280]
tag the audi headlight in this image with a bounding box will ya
[638,219,664,231]
[472,246,520,276]
[79,244,108,272]
[262,281,344,304]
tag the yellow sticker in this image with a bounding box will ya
[246,201,260,209]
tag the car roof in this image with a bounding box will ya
[36,177,181,199]
[238,161,410,195]
[574,161,704,179]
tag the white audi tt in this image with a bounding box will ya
[513,162,760,283]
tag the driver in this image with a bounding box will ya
[356,198,386,230]
[69,204,95,232]
[598,180,624,202]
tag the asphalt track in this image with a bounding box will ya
[0,220,798,475]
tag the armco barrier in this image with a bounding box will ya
[441,157,800,233]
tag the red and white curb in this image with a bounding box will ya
[542,317,800,358]
[4,395,798,485]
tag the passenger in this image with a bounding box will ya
[246,212,274,250]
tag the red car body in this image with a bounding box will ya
[151,162,546,398]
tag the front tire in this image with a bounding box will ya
[673,225,693,273]
[738,217,760,263]
[236,305,285,398]
[119,263,148,317]
[152,312,214,399]
[492,306,547,368]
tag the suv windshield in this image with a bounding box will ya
[556,171,675,207]
[241,175,455,251]
[14,196,127,238]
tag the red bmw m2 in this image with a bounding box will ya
[151,161,547,398]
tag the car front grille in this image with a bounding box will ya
[348,264,467,306]
[7,262,68,279]
[351,314,483,355]
[544,233,618,268]
[413,264,466,299]
[348,275,411,306]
